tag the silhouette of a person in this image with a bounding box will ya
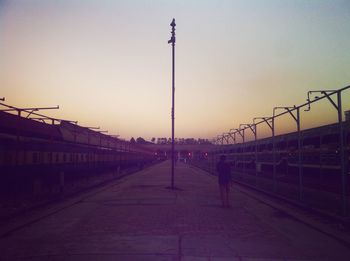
[216,155,232,208]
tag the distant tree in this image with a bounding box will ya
[157,138,164,144]
[198,138,210,144]
[185,138,196,145]
[151,137,156,143]
[159,138,167,144]
[130,137,136,143]
[136,137,146,144]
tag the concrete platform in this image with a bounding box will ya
[0,161,350,260]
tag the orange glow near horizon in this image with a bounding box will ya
[1,1,349,141]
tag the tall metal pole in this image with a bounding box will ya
[272,116,276,192]
[168,18,176,189]
[282,107,303,201]
[242,129,245,175]
[337,91,346,216]
[296,107,303,201]
[253,124,258,185]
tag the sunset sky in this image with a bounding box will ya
[1,0,349,141]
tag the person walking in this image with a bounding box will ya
[216,155,232,208]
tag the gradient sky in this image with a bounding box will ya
[1,0,349,141]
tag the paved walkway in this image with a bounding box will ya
[1,161,350,260]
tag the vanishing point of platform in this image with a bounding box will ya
[0,161,349,260]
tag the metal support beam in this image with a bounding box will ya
[28,116,76,125]
[252,118,261,185]
[252,123,257,185]
[1,106,59,117]
[256,117,273,130]
[307,89,347,215]
[271,107,295,192]
[254,116,273,187]
[296,108,303,201]
[337,92,346,216]
[280,106,303,200]
[323,92,338,110]
[235,128,244,142]
[272,108,282,192]
[223,133,230,144]
[228,129,237,144]
[239,124,252,176]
